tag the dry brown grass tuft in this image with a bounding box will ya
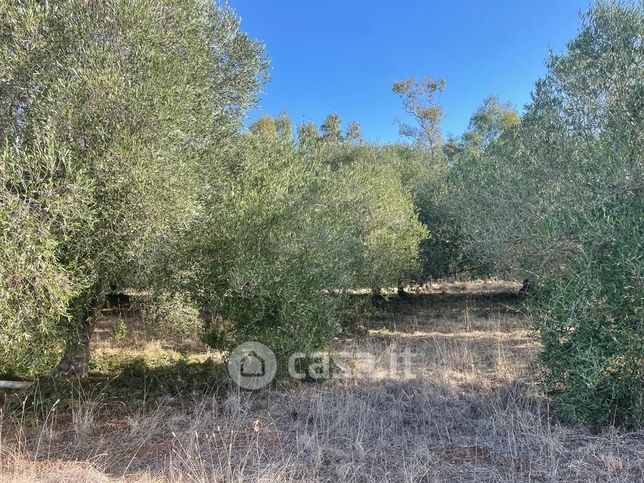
[1,281,642,482]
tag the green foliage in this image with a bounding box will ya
[382,144,462,279]
[463,96,520,148]
[274,113,293,140]
[453,1,643,426]
[307,136,454,281]
[389,78,467,279]
[0,0,267,377]
[297,122,321,154]
[295,112,364,160]
[450,118,526,277]
[136,293,203,342]
[0,135,91,378]
[249,116,278,139]
[114,318,128,343]
[392,77,446,148]
[188,135,353,359]
[320,113,343,144]
[344,121,364,144]
[533,195,643,426]
[12,3,639,431]
[331,155,428,290]
[0,0,428,380]
[529,1,644,427]
[191,130,426,361]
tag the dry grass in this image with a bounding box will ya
[1,280,642,482]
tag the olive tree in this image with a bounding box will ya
[187,133,361,360]
[297,129,432,289]
[453,2,643,426]
[189,126,427,360]
[0,0,267,377]
[0,136,92,377]
[330,154,428,296]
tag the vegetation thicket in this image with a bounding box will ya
[0,0,641,427]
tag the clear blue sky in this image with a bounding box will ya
[230,0,592,143]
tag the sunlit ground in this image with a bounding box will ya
[1,281,642,482]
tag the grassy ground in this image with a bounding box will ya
[1,280,642,482]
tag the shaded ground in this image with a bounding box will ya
[1,280,642,482]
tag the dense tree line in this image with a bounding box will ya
[0,1,641,427]
[0,0,425,377]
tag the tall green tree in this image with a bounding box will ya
[454,2,643,426]
[392,77,446,148]
[249,116,278,139]
[462,96,520,148]
[0,0,267,377]
[297,121,321,154]
[274,112,293,140]
[344,121,364,144]
[320,112,343,144]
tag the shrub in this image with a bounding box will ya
[0,0,267,377]
[192,133,426,362]
[188,135,353,360]
[136,293,203,342]
[533,196,643,426]
[453,1,643,426]
[330,154,428,290]
[523,2,642,427]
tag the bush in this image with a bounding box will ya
[330,153,428,290]
[527,2,642,427]
[453,2,643,426]
[188,135,355,360]
[191,133,426,363]
[136,293,203,342]
[309,139,450,280]
[534,202,643,426]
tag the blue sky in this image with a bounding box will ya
[230,0,592,143]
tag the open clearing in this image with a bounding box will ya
[1,281,642,482]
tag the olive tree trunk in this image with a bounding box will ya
[369,287,386,306]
